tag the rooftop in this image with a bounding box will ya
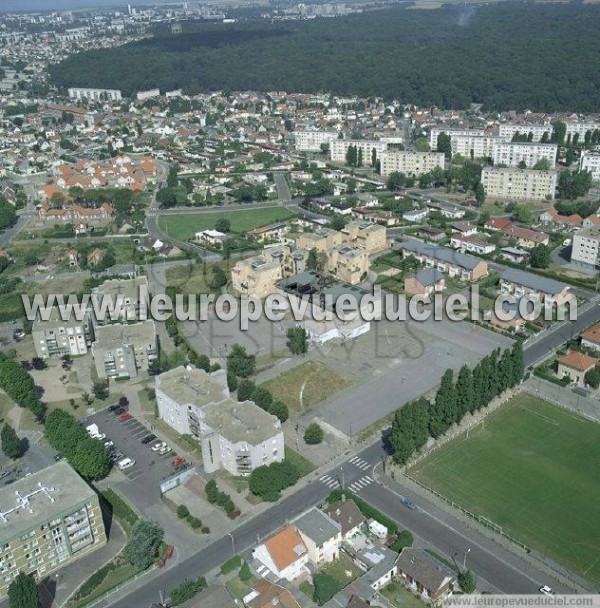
[396,547,455,592]
[93,275,148,301]
[400,238,484,271]
[293,507,341,545]
[263,525,307,571]
[581,322,600,345]
[323,499,365,536]
[501,268,567,295]
[93,320,156,349]
[558,351,597,372]
[32,305,89,331]
[156,366,228,408]
[0,462,96,543]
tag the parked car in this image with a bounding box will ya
[158,445,171,455]
[151,441,166,452]
[108,405,120,413]
[401,497,417,510]
[110,451,124,463]
[141,434,157,445]
[53,453,63,462]
[104,440,114,448]
[118,412,132,422]
[117,458,135,471]
[539,586,553,596]
[113,407,125,416]
[172,456,185,467]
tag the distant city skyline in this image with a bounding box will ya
[1,0,181,12]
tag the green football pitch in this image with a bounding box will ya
[408,393,600,585]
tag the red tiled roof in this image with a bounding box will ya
[558,352,597,372]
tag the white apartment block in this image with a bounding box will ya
[449,134,502,159]
[492,141,557,168]
[579,151,600,182]
[67,87,122,101]
[92,320,157,379]
[497,123,552,142]
[294,130,337,151]
[329,139,388,163]
[156,367,285,476]
[91,276,149,325]
[380,151,445,177]
[571,227,599,270]
[429,128,485,150]
[481,167,557,201]
[136,89,161,101]
[32,307,93,358]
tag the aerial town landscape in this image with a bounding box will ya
[0,1,598,608]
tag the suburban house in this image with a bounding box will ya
[396,547,456,604]
[86,247,105,267]
[500,247,528,264]
[36,202,114,223]
[66,248,80,267]
[248,222,289,242]
[484,217,511,232]
[502,224,549,249]
[243,580,301,608]
[323,498,366,540]
[581,323,600,351]
[417,226,445,242]
[451,221,477,236]
[499,268,571,308]
[195,229,228,248]
[399,238,488,282]
[557,352,597,386]
[175,585,236,608]
[253,525,309,581]
[355,544,398,592]
[582,214,600,230]
[404,268,446,298]
[540,207,583,229]
[292,507,342,565]
[449,235,496,255]
[402,208,429,223]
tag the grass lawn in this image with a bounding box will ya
[260,360,353,413]
[158,207,296,240]
[285,446,316,478]
[225,574,257,599]
[320,554,363,587]
[380,581,426,608]
[408,393,600,585]
[68,560,138,608]
[165,262,213,295]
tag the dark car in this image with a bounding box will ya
[112,407,125,416]
[108,405,120,413]
[53,453,63,462]
[401,497,417,510]
[142,434,157,444]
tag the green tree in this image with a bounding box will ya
[8,572,40,608]
[237,379,255,402]
[437,132,452,159]
[551,121,566,146]
[73,437,111,479]
[584,366,600,389]
[209,265,227,290]
[286,327,308,355]
[239,562,252,582]
[458,569,476,593]
[529,244,551,269]
[306,247,318,270]
[177,505,190,519]
[304,422,324,444]
[227,344,256,378]
[391,530,414,552]
[512,205,533,224]
[205,479,219,504]
[386,171,407,191]
[215,218,230,233]
[169,577,207,606]
[429,369,455,438]
[329,215,346,231]
[454,365,474,422]
[249,460,300,501]
[533,158,551,171]
[270,399,289,423]
[1,424,22,460]
[251,387,273,411]
[92,381,109,401]
[415,137,430,152]
[313,573,339,605]
[124,520,164,570]
[474,182,485,207]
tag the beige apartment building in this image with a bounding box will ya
[329,139,388,163]
[294,228,344,252]
[497,123,552,142]
[341,221,387,254]
[32,307,93,358]
[326,244,369,284]
[379,151,445,177]
[491,141,557,168]
[481,167,557,200]
[429,127,485,150]
[571,227,599,270]
[0,462,106,598]
[91,276,149,325]
[92,320,157,379]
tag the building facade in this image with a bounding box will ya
[571,227,600,270]
[330,139,388,163]
[481,167,557,200]
[579,151,600,182]
[497,123,552,142]
[294,130,337,151]
[491,141,557,168]
[67,87,122,101]
[428,128,485,150]
[0,462,106,598]
[379,151,445,177]
[32,308,93,358]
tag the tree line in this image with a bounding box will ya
[390,342,524,465]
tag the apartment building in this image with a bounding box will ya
[91,276,149,325]
[497,123,552,142]
[379,151,445,177]
[156,367,284,476]
[67,87,122,101]
[294,130,337,151]
[448,134,502,159]
[0,462,106,598]
[564,121,600,141]
[326,244,369,284]
[295,228,344,252]
[492,141,557,168]
[341,221,388,254]
[428,127,485,150]
[399,238,488,282]
[92,320,157,379]
[579,151,600,182]
[329,139,388,163]
[571,227,600,270]
[32,307,93,358]
[481,167,557,201]
[499,268,571,308]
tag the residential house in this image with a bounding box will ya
[484,217,511,232]
[449,235,496,255]
[581,323,600,352]
[66,248,80,267]
[195,229,228,248]
[540,207,583,230]
[253,525,309,581]
[499,268,571,308]
[417,226,445,242]
[248,222,289,242]
[293,507,342,565]
[86,248,105,267]
[402,209,429,223]
[396,547,456,604]
[557,352,597,386]
[451,221,477,236]
[404,268,446,298]
[323,498,366,540]
[582,215,600,230]
[426,202,465,219]
[502,225,549,249]
[499,247,528,264]
[355,544,398,592]
[243,580,301,608]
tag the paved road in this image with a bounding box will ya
[274,172,292,203]
[0,204,35,249]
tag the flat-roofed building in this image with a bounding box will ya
[330,139,388,164]
[294,130,337,152]
[326,244,369,285]
[294,228,344,252]
[564,121,600,141]
[481,167,557,201]
[92,320,157,379]
[571,227,600,270]
[341,221,387,254]
[449,134,502,159]
[68,87,122,101]
[579,151,600,182]
[492,141,557,168]
[32,307,93,358]
[156,367,284,476]
[429,127,485,150]
[379,151,445,177]
[91,276,149,325]
[0,462,106,598]
[497,123,552,143]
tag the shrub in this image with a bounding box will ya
[239,561,252,581]
[123,520,164,570]
[391,530,414,552]
[237,379,255,402]
[220,555,241,575]
[189,516,202,529]
[169,576,207,606]
[304,422,324,445]
[205,479,219,504]
[176,505,190,519]
[313,573,339,605]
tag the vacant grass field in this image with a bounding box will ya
[158,207,296,240]
[260,360,353,413]
[409,393,600,585]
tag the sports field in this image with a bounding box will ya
[408,393,600,585]
[158,207,296,240]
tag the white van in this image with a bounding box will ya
[117,458,135,471]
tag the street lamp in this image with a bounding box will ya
[463,547,471,571]
[228,532,236,557]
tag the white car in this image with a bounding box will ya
[151,441,166,452]
[103,441,114,448]
[539,586,553,595]
[158,445,171,455]
[91,432,106,441]
[117,458,135,471]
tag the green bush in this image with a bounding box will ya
[101,489,139,533]
[239,561,252,582]
[220,555,241,575]
[391,530,414,552]
[188,516,202,529]
[304,422,324,445]
[176,505,190,519]
[170,576,207,606]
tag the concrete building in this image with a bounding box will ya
[379,151,445,177]
[429,127,485,150]
[67,87,122,101]
[92,320,157,379]
[579,151,600,182]
[557,352,597,386]
[32,307,93,358]
[492,141,557,168]
[450,235,496,255]
[136,89,160,101]
[253,525,308,581]
[0,462,106,598]
[292,507,341,565]
[91,276,149,325]
[326,244,369,285]
[341,221,388,254]
[156,367,284,476]
[294,228,344,252]
[497,123,552,143]
[448,134,502,160]
[564,121,600,142]
[481,167,557,201]
[330,139,388,164]
[571,227,600,270]
[294,130,337,152]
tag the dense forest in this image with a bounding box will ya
[50,3,600,111]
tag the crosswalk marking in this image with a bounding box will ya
[349,475,374,493]
[320,475,340,489]
[349,456,371,471]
